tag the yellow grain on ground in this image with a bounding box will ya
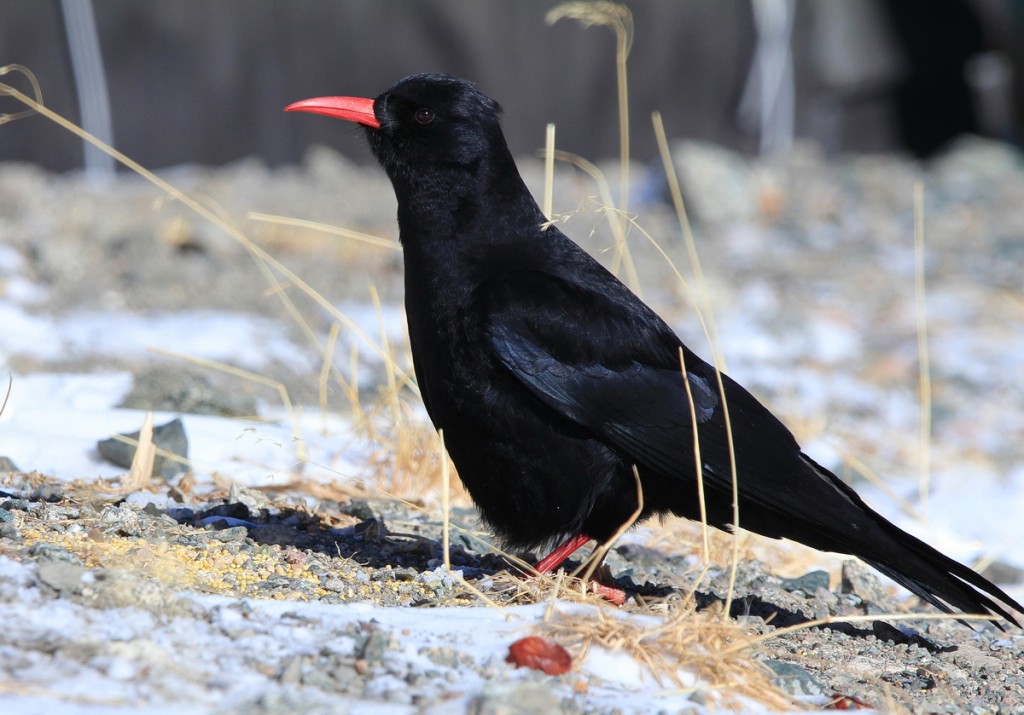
[16,521,331,599]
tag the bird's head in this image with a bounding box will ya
[286,73,508,187]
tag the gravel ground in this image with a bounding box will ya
[3,136,1024,712]
[1,472,1023,713]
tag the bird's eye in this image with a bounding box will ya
[414,108,435,125]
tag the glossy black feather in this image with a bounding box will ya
[348,73,1021,626]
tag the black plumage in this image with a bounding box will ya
[287,73,1022,626]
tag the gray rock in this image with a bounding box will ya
[27,543,81,564]
[953,646,1002,672]
[81,568,193,616]
[468,682,572,715]
[840,559,886,604]
[780,570,830,594]
[119,364,257,417]
[1,498,31,511]
[96,416,189,478]
[227,482,271,513]
[36,560,87,595]
[981,559,1024,586]
[762,659,826,697]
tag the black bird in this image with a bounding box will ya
[287,73,1022,626]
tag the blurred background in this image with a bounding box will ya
[3,0,1024,175]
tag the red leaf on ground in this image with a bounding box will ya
[506,636,572,675]
[826,692,873,710]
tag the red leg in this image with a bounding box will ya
[531,533,627,605]
[534,533,593,574]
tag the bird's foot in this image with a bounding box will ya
[532,534,628,605]
[587,580,627,605]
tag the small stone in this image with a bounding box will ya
[321,578,348,593]
[345,499,380,521]
[1,499,31,511]
[36,560,86,594]
[209,526,248,543]
[780,570,830,594]
[762,659,825,697]
[28,543,80,564]
[278,654,305,684]
[31,483,64,502]
[840,560,886,603]
[100,504,147,536]
[355,628,394,663]
[953,646,1002,672]
[228,483,271,513]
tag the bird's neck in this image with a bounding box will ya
[393,150,544,253]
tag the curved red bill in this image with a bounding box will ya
[284,96,380,128]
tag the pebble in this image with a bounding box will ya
[780,569,830,594]
[762,659,826,697]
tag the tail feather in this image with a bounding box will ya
[797,455,1022,628]
[858,522,1022,629]
[865,558,1020,629]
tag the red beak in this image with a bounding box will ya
[284,96,381,129]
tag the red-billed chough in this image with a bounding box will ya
[287,73,1022,626]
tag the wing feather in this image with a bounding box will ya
[482,268,858,531]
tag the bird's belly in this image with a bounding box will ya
[406,310,639,548]
[435,379,636,548]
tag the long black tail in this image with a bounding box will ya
[803,455,1022,629]
[860,523,1021,628]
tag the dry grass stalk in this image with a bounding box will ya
[651,111,727,370]
[247,212,400,252]
[0,373,11,418]
[0,64,42,125]
[577,466,644,585]
[913,181,932,516]
[542,123,556,221]
[649,110,748,619]
[319,321,343,423]
[439,428,451,571]
[547,1,633,215]
[123,412,156,491]
[549,149,642,296]
[678,347,712,564]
